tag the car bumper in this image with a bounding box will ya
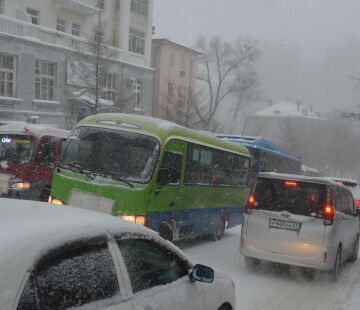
[240,241,336,271]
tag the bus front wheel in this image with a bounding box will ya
[159,221,174,242]
[211,217,226,241]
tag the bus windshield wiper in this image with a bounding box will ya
[94,172,134,188]
[62,163,95,180]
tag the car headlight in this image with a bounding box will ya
[48,196,64,205]
[10,182,30,189]
[121,215,146,226]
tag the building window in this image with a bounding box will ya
[72,23,81,36]
[180,55,186,76]
[130,0,148,17]
[189,59,194,74]
[102,73,118,101]
[0,53,16,98]
[0,0,4,15]
[178,84,185,100]
[170,53,175,67]
[129,28,145,55]
[56,18,66,32]
[35,60,56,101]
[26,8,39,25]
[168,82,173,97]
[131,78,142,108]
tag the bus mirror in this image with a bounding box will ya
[157,168,171,186]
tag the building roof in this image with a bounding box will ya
[152,38,202,55]
[254,102,322,119]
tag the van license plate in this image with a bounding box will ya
[269,218,301,232]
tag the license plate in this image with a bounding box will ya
[269,218,301,232]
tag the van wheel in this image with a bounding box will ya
[349,235,359,262]
[330,247,342,282]
[211,217,225,241]
[159,222,174,242]
[245,256,260,272]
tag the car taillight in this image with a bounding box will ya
[284,180,298,187]
[355,200,360,208]
[324,186,334,225]
[245,181,257,215]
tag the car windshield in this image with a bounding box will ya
[254,178,326,216]
[61,127,160,183]
[0,134,35,164]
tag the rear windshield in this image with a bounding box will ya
[254,178,326,216]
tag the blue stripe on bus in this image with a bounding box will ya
[146,205,244,238]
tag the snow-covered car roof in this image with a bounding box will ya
[258,172,348,187]
[0,123,69,139]
[0,199,156,308]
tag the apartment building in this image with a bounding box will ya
[0,0,154,128]
[151,38,200,127]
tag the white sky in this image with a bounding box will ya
[153,0,360,110]
[154,0,360,59]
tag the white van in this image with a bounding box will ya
[240,173,359,281]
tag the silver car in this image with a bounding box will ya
[240,173,359,281]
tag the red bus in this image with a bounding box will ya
[0,123,69,201]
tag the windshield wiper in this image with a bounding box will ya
[61,163,95,180]
[94,172,134,188]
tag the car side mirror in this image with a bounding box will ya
[189,264,214,283]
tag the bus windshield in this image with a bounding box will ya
[61,127,160,183]
[0,135,36,164]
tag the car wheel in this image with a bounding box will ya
[245,256,260,272]
[348,235,359,262]
[330,247,342,282]
[218,303,233,310]
[302,268,315,281]
[212,217,226,241]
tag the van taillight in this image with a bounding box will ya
[245,181,257,215]
[355,200,360,208]
[324,187,334,225]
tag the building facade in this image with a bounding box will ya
[0,0,154,128]
[151,38,200,127]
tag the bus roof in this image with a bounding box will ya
[0,123,70,139]
[216,135,301,162]
[77,114,250,156]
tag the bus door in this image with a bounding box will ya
[150,139,186,241]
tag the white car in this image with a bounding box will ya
[0,198,235,310]
[328,178,360,215]
[240,173,359,281]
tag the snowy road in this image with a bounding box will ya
[180,226,360,310]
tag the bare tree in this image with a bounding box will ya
[65,5,132,125]
[194,35,260,131]
[229,68,259,134]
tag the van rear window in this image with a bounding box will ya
[254,178,326,216]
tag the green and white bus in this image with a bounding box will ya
[49,114,251,241]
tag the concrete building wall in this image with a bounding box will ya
[0,0,154,128]
[152,39,199,125]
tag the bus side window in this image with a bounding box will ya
[158,152,182,185]
[36,137,57,165]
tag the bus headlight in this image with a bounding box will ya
[10,182,30,189]
[121,215,146,226]
[48,196,64,205]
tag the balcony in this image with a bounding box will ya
[55,0,98,15]
[0,15,149,68]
